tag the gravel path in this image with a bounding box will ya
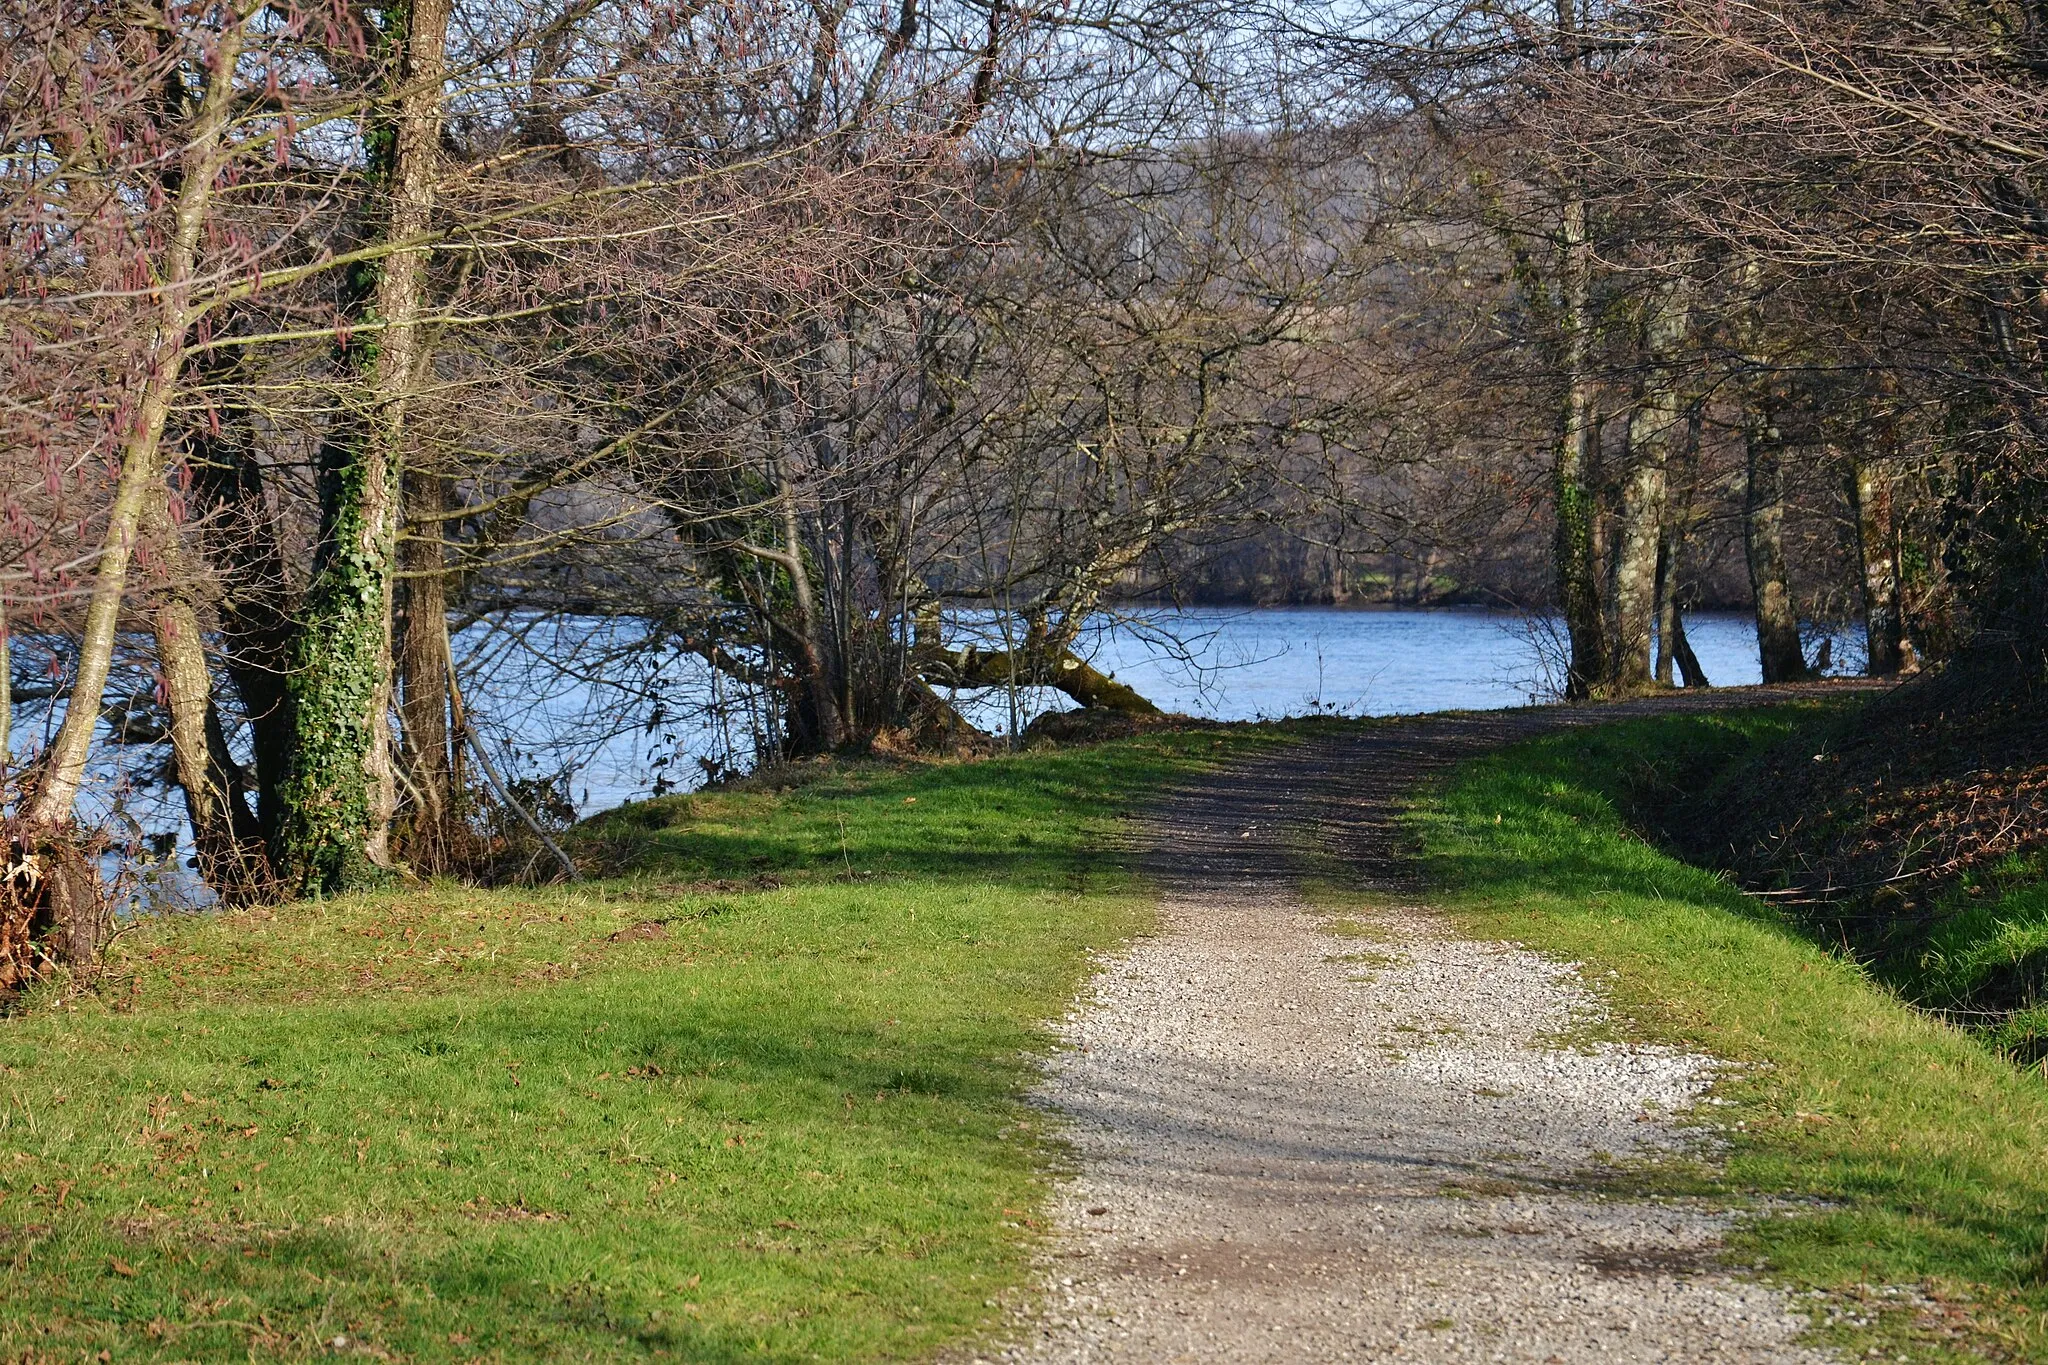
[985,696,1862,1364]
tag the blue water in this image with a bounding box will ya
[21,605,1856,907]
[1029,607,1849,720]
[456,607,1862,815]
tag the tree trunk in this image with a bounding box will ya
[178,334,298,845]
[1851,456,1905,676]
[778,475,846,753]
[1743,409,1811,683]
[396,470,456,872]
[145,498,266,901]
[22,17,242,836]
[1671,611,1710,688]
[189,434,296,845]
[276,0,451,894]
[946,646,1161,714]
[0,591,10,768]
[16,14,244,968]
[1613,278,1690,690]
[1653,533,1677,686]
[1554,192,1608,699]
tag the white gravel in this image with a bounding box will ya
[976,725,1842,1364]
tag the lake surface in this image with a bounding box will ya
[37,604,1854,906]
[1030,607,1780,719]
[460,607,1861,816]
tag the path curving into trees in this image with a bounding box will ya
[984,686,1873,1364]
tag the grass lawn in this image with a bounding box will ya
[1415,706,2048,1362]
[0,727,1292,1363]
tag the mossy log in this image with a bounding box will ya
[938,647,1162,715]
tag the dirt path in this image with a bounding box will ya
[986,693,1865,1364]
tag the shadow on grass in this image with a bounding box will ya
[571,726,1319,885]
[0,725,1356,1363]
[1419,710,2048,1357]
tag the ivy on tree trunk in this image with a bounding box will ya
[275,0,451,894]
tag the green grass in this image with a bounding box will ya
[1899,861,2048,1065]
[0,727,1295,1363]
[1415,708,2048,1361]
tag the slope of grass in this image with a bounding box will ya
[1918,877,2048,1060]
[1417,709,2048,1361]
[0,726,1292,1363]
[1673,673,2048,1066]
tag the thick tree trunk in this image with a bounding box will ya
[1743,413,1811,683]
[1044,654,1159,713]
[946,646,1161,714]
[181,338,297,844]
[396,471,456,871]
[1554,193,1608,699]
[1613,279,1690,690]
[1851,457,1905,676]
[277,0,451,894]
[189,441,296,844]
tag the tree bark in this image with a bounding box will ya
[15,13,245,968]
[1743,410,1811,683]
[945,646,1161,714]
[396,470,455,871]
[1548,0,1608,699]
[1613,278,1690,690]
[1553,192,1608,699]
[188,422,296,845]
[22,15,242,837]
[144,497,266,901]
[1851,456,1905,676]
[1653,532,1677,686]
[777,470,846,752]
[1671,611,1710,688]
[0,591,10,767]
[277,0,452,894]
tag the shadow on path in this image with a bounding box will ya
[1140,681,1882,894]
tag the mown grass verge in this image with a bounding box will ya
[1415,707,2048,1362]
[0,726,1296,1363]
